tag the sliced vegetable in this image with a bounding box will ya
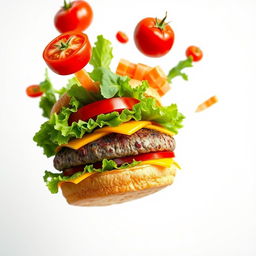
[68,97,140,124]
[112,151,175,166]
[116,31,129,43]
[186,46,203,62]
[26,85,43,98]
[74,69,99,92]
[157,81,171,96]
[134,12,175,57]
[133,63,151,80]
[116,59,136,77]
[196,96,218,112]
[144,66,169,90]
[43,32,92,75]
[54,0,93,33]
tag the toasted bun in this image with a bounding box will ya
[60,164,176,206]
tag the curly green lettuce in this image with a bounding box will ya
[33,96,184,157]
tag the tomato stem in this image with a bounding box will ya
[54,37,72,51]
[155,12,168,30]
[63,0,72,10]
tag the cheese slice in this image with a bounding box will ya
[57,121,175,151]
[59,158,179,186]
[145,124,175,137]
[93,121,151,135]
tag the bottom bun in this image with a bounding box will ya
[61,164,176,206]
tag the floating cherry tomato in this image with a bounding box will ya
[186,46,203,62]
[26,85,43,98]
[116,31,129,43]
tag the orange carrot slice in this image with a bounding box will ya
[157,81,171,96]
[144,66,168,89]
[196,96,218,112]
[133,63,151,80]
[75,69,99,92]
[116,59,136,78]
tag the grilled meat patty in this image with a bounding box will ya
[54,128,176,171]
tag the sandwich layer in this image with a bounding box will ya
[54,128,175,170]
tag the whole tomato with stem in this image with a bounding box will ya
[186,46,203,62]
[134,12,175,57]
[54,0,93,33]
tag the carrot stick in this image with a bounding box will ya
[75,69,99,92]
[196,96,218,112]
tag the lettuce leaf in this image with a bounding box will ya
[90,67,148,99]
[39,70,56,118]
[167,57,193,83]
[33,97,184,157]
[89,35,113,69]
[43,159,140,194]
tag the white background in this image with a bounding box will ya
[1,0,256,255]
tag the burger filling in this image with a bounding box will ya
[54,128,175,172]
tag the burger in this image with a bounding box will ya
[34,33,184,206]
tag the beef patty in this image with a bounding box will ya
[54,128,176,171]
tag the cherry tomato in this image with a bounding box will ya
[54,0,93,33]
[116,31,129,43]
[26,85,43,98]
[186,46,203,62]
[134,13,175,57]
[112,151,175,166]
[43,32,91,75]
[69,97,140,124]
[62,151,175,176]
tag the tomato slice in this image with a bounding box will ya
[116,31,129,43]
[62,151,175,176]
[69,97,140,124]
[43,32,91,75]
[26,85,43,98]
[112,151,175,166]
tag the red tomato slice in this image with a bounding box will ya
[43,32,91,75]
[69,97,140,124]
[112,151,175,166]
[62,151,175,176]
[26,85,43,98]
[116,31,129,43]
